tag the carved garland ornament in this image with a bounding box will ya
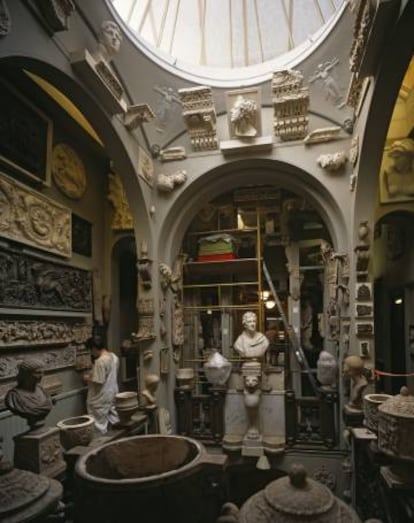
[0,173,71,257]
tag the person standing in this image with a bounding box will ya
[85,335,120,434]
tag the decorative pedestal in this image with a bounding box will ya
[14,427,66,479]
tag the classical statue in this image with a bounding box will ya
[5,359,53,430]
[230,95,258,137]
[95,20,122,64]
[343,355,368,411]
[234,311,269,359]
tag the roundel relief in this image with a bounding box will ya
[52,143,87,199]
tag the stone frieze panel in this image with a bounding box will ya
[0,345,76,380]
[0,248,92,311]
[0,173,71,257]
[0,319,92,348]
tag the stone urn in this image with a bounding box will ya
[378,386,414,482]
[203,349,232,387]
[176,367,195,389]
[57,415,95,450]
[236,464,361,522]
[363,393,392,433]
[115,391,139,426]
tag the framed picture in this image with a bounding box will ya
[72,213,92,257]
[355,302,373,318]
[0,79,53,186]
[359,340,371,358]
[356,321,374,338]
[356,282,372,302]
[379,137,414,204]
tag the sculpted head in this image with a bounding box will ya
[242,311,257,333]
[17,359,43,390]
[99,20,122,60]
[343,355,364,378]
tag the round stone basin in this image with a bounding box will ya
[74,435,226,523]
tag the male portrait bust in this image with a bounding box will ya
[234,311,269,359]
[95,20,122,64]
[5,359,53,430]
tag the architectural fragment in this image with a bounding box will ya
[159,146,186,162]
[107,172,133,230]
[0,173,71,257]
[123,103,155,131]
[178,85,218,151]
[137,146,154,186]
[157,170,187,193]
[317,151,348,172]
[304,126,342,145]
[272,69,309,141]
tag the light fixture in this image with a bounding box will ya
[394,297,403,305]
[265,299,276,310]
[260,290,270,301]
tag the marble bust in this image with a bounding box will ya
[343,355,368,411]
[234,311,269,359]
[5,359,53,430]
[95,20,122,64]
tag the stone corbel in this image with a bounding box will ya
[123,103,155,131]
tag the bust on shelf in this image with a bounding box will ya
[234,311,269,360]
[5,359,53,431]
[343,355,369,412]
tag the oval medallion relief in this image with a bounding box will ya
[52,143,87,199]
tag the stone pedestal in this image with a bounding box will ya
[14,427,66,479]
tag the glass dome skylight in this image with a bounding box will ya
[109,0,347,87]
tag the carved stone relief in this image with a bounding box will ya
[153,85,181,133]
[0,248,92,311]
[178,86,218,151]
[157,170,187,193]
[309,57,345,108]
[349,0,375,75]
[0,319,91,348]
[272,69,309,140]
[75,346,92,371]
[227,88,262,139]
[0,0,11,36]
[132,316,155,341]
[51,143,87,199]
[0,345,76,380]
[107,172,133,230]
[33,0,75,32]
[317,151,348,172]
[0,173,71,257]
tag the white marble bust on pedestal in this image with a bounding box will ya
[234,311,269,359]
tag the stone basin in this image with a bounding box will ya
[74,434,227,523]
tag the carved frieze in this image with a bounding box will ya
[107,172,133,230]
[0,319,91,348]
[0,173,71,257]
[178,86,218,151]
[51,143,87,199]
[0,248,92,311]
[272,70,309,141]
[0,345,76,380]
